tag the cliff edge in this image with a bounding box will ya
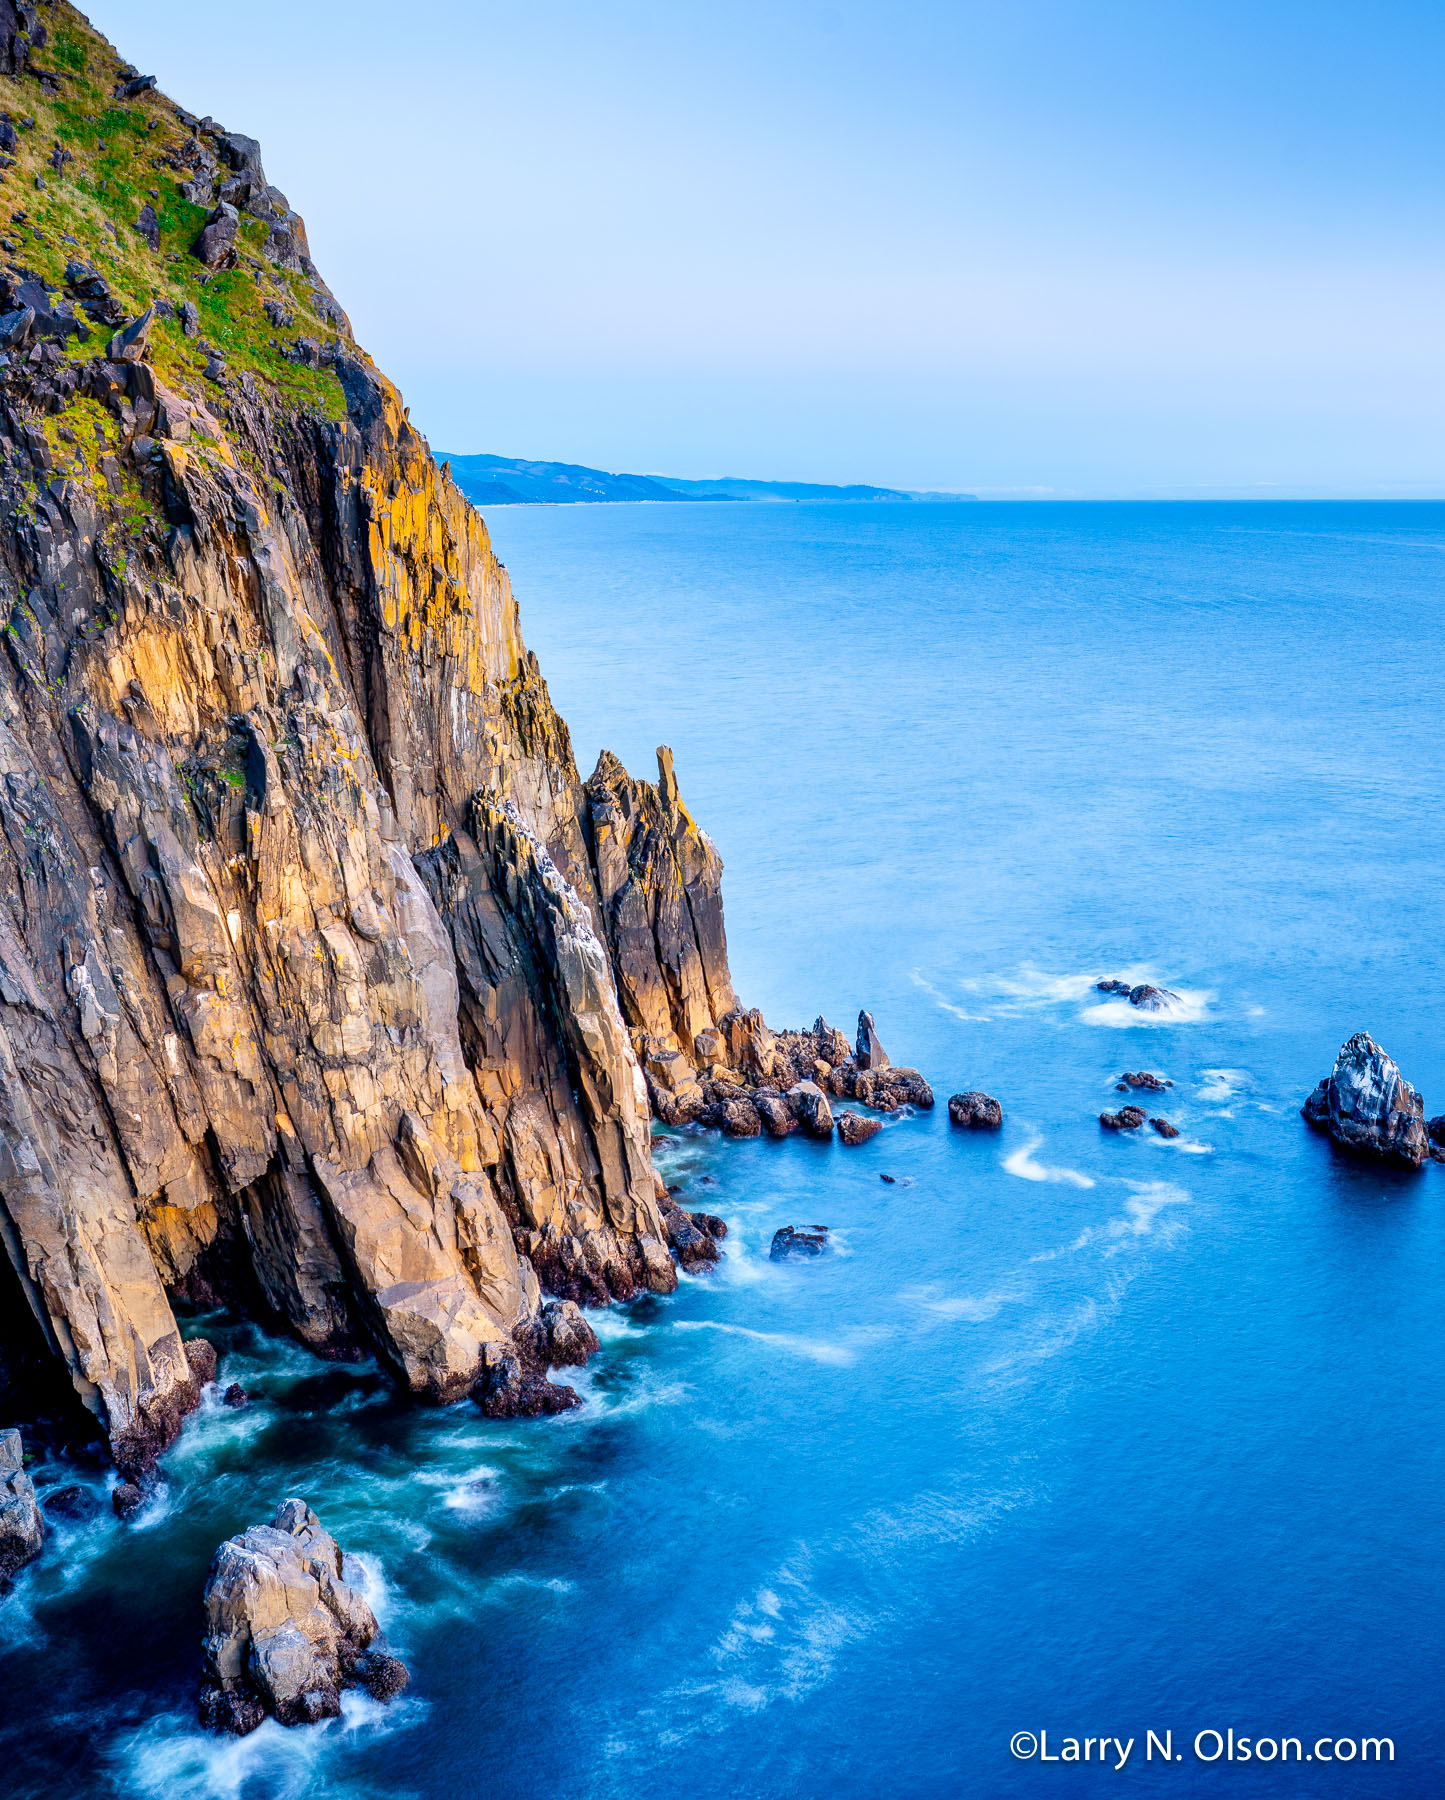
[0,1,788,1468]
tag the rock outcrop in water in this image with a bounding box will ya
[1117,1070,1171,1092]
[1096,980,1182,1014]
[1302,1033,1428,1168]
[770,1225,829,1260]
[200,1497,407,1734]
[948,1091,1003,1129]
[0,7,928,1472]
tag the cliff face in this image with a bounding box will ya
[0,2,754,1466]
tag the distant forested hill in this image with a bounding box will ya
[441,453,975,506]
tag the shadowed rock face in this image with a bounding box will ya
[0,1428,43,1582]
[1302,1032,1428,1168]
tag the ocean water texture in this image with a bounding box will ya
[1,500,1442,1797]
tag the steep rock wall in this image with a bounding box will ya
[0,1,735,1462]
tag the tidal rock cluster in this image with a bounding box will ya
[1116,1070,1171,1093]
[650,1007,933,1141]
[1302,1033,1429,1169]
[200,1498,407,1734]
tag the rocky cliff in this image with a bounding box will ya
[0,1,823,1470]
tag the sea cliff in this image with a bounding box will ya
[0,0,849,1472]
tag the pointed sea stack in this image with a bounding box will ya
[1302,1033,1428,1168]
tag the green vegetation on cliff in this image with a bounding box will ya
[0,0,350,441]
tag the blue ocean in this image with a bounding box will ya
[3,500,1442,1797]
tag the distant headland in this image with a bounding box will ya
[439,452,977,507]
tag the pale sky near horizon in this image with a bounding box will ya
[87,0,1443,497]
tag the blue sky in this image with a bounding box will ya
[92,0,1443,496]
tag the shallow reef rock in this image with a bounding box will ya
[770,1225,829,1260]
[1100,1106,1148,1132]
[0,1428,44,1582]
[1096,980,1182,1013]
[200,1498,407,1734]
[1302,1033,1428,1169]
[0,6,939,1467]
[1117,1070,1171,1092]
[1149,1116,1179,1139]
[948,1091,1003,1130]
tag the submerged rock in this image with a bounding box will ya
[43,1483,101,1523]
[770,1225,829,1260]
[1100,1106,1148,1132]
[837,1111,882,1146]
[200,1498,408,1734]
[948,1091,1003,1129]
[1095,980,1182,1013]
[1302,1033,1428,1168]
[0,1429,43,1582]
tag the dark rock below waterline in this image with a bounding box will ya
[1095,980,1182,1013]
[1302,1032,1428,1168]
[771,1225,829,1260]
[1100,1106,1148,1132]
[200,1498,408,1734]
[1128,984,1181,1013]
[43,1483,101,1523]
[948,1091,1003,1129]
[1117,1070,1172,1092]
[1150,1116,1180,1139]
[0,1429,44,1581]
[838,1111,882,1146]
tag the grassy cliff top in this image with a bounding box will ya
[0,0,351,422]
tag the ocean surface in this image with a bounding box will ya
[3,499,1443,1797]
